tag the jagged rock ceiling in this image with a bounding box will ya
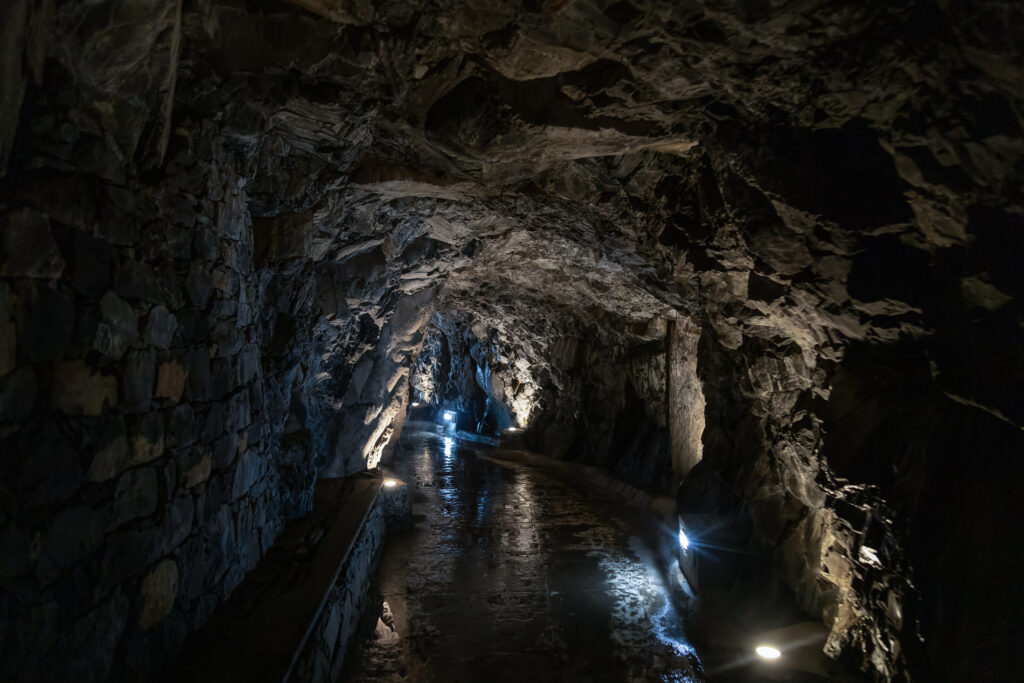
[9,0,1019,368]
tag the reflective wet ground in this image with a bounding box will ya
[342,425,703,683]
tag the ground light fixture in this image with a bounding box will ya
[755,645,782,660]
[383,479,399,488]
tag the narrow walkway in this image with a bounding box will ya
[343,425,703,682]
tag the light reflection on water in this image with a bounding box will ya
[413,437,434,492]
[558,504,700,681]
[594,536,700,682]
[367,425,701,682]
[509,472,539,556]
[438,438,459,528]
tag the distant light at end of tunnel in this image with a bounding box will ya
[678,528,690,550]
[443,411,453,421]
[756,645,781,660]
[384,478,399,488]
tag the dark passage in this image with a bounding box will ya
[344,426,700,682]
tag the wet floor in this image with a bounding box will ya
[342,425,703,683]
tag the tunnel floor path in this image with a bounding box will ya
[342,424,703,683]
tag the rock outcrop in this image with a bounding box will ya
[1,1,1021,681]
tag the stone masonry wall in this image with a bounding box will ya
[0,150,321,682]
[0,7,323,678]
[0,2,446,679]
[292,492,385,683]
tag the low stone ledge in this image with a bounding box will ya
[290,486,386,682]
[161,473,384,683]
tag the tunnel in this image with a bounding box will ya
[0,1,1021,681]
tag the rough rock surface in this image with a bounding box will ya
[0,1,1021,681]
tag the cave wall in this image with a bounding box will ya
[685,312,1024,682]
[670,133,1024,680]
[416,317,527,434]
[317,285,436,476]
[0,3,435,679]
[668,316,704,483]
[424,313,683,493]
[427,117,1024,679]
[818,344,1024,682]
[524,326,677,492]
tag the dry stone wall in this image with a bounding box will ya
[0,135,323,682]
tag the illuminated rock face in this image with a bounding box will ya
[0,1,1021,681]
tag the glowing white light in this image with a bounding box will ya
[756,645,781,660]
[443,411,453,421]
[383,479,399,488]
[506,427,518,432]
[859,545,882,567]
[511,391,535,428]
[411,402,420,407]
[678,528,690,550]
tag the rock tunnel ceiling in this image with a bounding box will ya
[0,0,1021,681]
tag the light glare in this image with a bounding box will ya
[756,645,781,660]
[383,478,399,488]
[443,411,453,421]
[678,528,690,550]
